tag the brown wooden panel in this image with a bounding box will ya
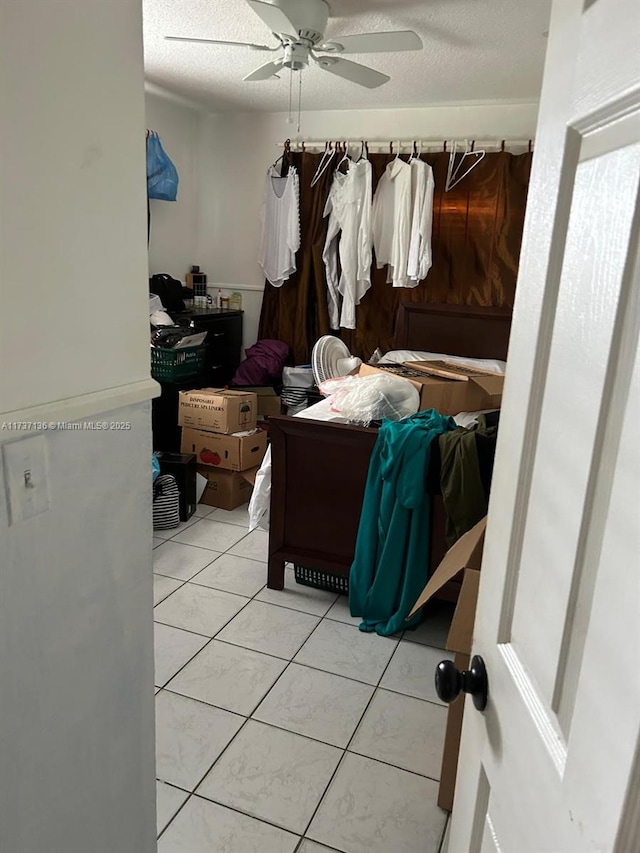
[395,302,512,361]
[268,417,377,589]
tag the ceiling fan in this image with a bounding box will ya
[165,0,423,89]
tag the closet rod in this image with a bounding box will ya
[276,138,534,151]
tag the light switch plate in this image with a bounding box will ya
[2,434,51,525]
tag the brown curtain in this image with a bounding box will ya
[259,150,533,363]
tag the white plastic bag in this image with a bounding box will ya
[248,445,272,531]
[319,374,420,425]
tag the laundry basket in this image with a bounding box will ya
[294,564,349,595]
[151,344,205,381]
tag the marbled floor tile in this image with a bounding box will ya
[324,595,361,627]
[190,553,267,598]
[349,688,447,778]
[401,600,455,650]
[254,663,374,747]
[198,720,342,834]
[207,504,251,527]
[155,691,244,791]
[173,518,248,552]
[156,781,189,835]
[296,841,339,853]
[154,622,209,688]
[193,504,215,518]
[154,574,183,606]
[154,582,249,637]
[215,600,319,660]
[307,753,446,853]
[380,642,453,704]
[153,517,200,540]
[168,640,288,716]
[153,541,220,581]
[228,528,269,562]
[158,795,299,853]
[256,578,338,617]
[293,620,398,685]
[153,537,166,549]
[439,815,451,853]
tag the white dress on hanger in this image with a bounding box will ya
[371,158,413,288]
[407,160,435,283]
[322,158,373,330]
[259,165,300,287]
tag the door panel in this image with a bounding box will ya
[510,136,640,705]
[448,0,640,849]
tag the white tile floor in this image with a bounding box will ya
[154,503,454,853]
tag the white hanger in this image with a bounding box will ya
[356,140,368,162]
[310,141,336,188]
[336,139,352,170]
[408,139,422,164]
[445,139,485,191]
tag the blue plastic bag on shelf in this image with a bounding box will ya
[152,453,161,483]
[146,131,179,201]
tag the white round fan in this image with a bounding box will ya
[312,335,362,385]
[166,0,423,89]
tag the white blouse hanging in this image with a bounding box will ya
[407,159,435,283]
[259,165,300,288]
[371,158,413,288]
[322,158,372,330]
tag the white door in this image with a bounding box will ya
[447,0,640,850]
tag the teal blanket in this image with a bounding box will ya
[349,409,455,636]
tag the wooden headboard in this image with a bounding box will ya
[395,302,513,361]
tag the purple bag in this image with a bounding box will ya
[232,339,290,386]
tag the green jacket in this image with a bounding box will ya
[349,409,455,636]
[439,414,498,547]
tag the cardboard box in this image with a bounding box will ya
[233,386,282,418]
[409,517,486,811]
[197,465,253,510]
[178,389,257,434]
[181,427,267,472]
[358,363,503,416]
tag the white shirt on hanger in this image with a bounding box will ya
[407,159,435,283]
[259,165,300,287]
[322,158,373,329]
[371,158,413,288]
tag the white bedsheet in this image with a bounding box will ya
[381,349,506,375]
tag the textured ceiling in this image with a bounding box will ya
[143,0,551,112]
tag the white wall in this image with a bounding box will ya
[145,90,201,281]
[0,1,156,850]
[195,102,539,353]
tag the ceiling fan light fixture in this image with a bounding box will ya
[282,42,311,70]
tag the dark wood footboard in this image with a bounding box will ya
[267,415,457,599]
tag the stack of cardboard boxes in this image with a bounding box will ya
[178,389,268,510]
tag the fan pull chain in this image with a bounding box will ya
[286,65,294,125]
[297,70,302,134]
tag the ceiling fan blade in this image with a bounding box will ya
[319,31,423,54]
[314,56,390,89]
[165,36,273,51]
[244,59,284,81]
[246,0,298,38]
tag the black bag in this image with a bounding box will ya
[150,273,186,313]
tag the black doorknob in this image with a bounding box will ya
[435,655,488,711]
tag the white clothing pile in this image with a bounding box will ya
[259,165,300,287]
[372,158,434,288]
[322,159,373,330]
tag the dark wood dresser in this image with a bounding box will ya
[152,308,243,452]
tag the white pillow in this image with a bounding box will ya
[380,349,507,375]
